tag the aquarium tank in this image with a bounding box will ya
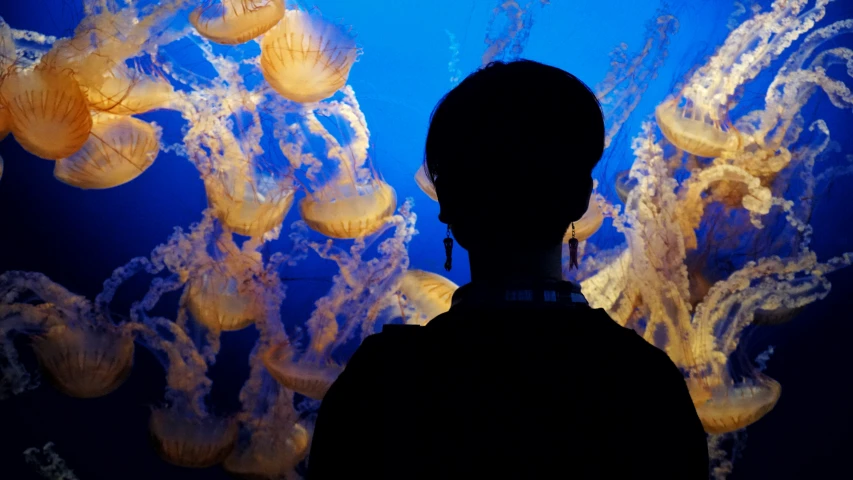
[0,0,852,479]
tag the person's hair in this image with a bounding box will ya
[424,59,605,249]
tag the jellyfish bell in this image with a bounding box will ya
[54,114,160,189]
[614,169,637,204]
[0,103,10,141]
[83,68,175,115]
[262,343,343,400]
[414,164,438,201]
[185,264,262,332]
[299,179,397,239]
[753,305,805,326]
[562,200,604,244]
[690,375,781,434]
[205,173,295,238]
[31,325,134,398]
[399,269,458,325]
[0,67,93,160]
[223,421,310,479]
[149,407,238,468]
[190,0,285,45]
[655,97,741,158]
[260,9,359,103]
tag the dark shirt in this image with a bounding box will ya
[308,282,709,479]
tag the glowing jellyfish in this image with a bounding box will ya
[191,0,285,45]
[263,342,342,400]
[414,163,438,201]
[223,421,309,478]
[32,325,134,398]
[185,263,263,332]
[300,179,397,239]
[84,67,175,115]
[150,407,238,468]
[0,68,92,160]
[655,0,833,157]
[691,376,782,435]
[261,9,359,103]
[562,200,604,243]
[398,269,458,325]
[54,115,160,190]
[205,173,295,238]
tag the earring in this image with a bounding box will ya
[568,223,580,270]
[443,225,454,271]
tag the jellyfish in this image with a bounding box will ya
[184,258,265,333]
[281,87,398,239]
[414,163,438,201]
[0,68,92,160]
[482,0,550,65]
[397,269,458,326]
[191,0,285,45]
[692,375,782,435]
[149,407,238,468]
[204,171,296,238]
[614,169,637,204]
[0,268,145,399]
[261,9,359,104]
[0,103,10,141]
[263,341,343,400]
[655,0,833,158]
[84,65,175,116]
[54,114,161,190]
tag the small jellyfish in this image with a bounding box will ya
[0,68,92,160]
[223,422,309,479]
[690,376,782,435]
[398,269,458,325]
[185,264,263,332]
[614,169,637,204]
[414,164,438,201]
[84,67,175,116]
[299,179,397,239]
[654,97,741,158]
[149,406,238,468]
[31,325,134,398]
[260,9,359,103]
[190,0,285,45]
[204,173,295,238]
[54,115,161,190]
[263,342,342,400]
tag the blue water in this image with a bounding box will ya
[0,1,852,478]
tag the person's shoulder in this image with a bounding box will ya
[350,324,425,361]
[587,309,676,365]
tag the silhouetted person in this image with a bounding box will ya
[308,60,710,479]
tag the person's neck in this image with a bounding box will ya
[467,244,564,285]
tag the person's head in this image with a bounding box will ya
[424,60,605,254]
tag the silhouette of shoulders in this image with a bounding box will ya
[308,301,709,479]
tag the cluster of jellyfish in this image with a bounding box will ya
[1,0,853,478]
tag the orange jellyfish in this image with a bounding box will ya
[84,67,175,116]
[414,164,438,201]
[185,263,263,332]
[263,342,343,400]
[562,200,604,243]
[654,96,741,158]
[0,104,10,141]
[54,115,160,189]
[150,407,238,468]
[398,269,458,325]
[261,9,359,103]
[223,421,310,478]
[299,178,397,239]
[690,375,781,435]
[31,325,134,398]
[190,0,285,45]
[204,172,295,238]
[0,68,92,160]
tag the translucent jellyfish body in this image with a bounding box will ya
[84,69,174,116]
[0,104,10,141]
[263,344,342,400]
[260,9,358,103]
[223,422,310,479]
[691,377,782,434]
[54,115,160,189]
[614,169,637,204]
[414,164,438,201]
[191,0,285,45]
[31,326,134,398]
[0,68,92,160]
[562,200,604,243]
[205,173,295,238]
[149,407,238,468]
[655,98,740,158]
[185,266,262,332]
[300,179,397,239]
[399,269,458,325]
